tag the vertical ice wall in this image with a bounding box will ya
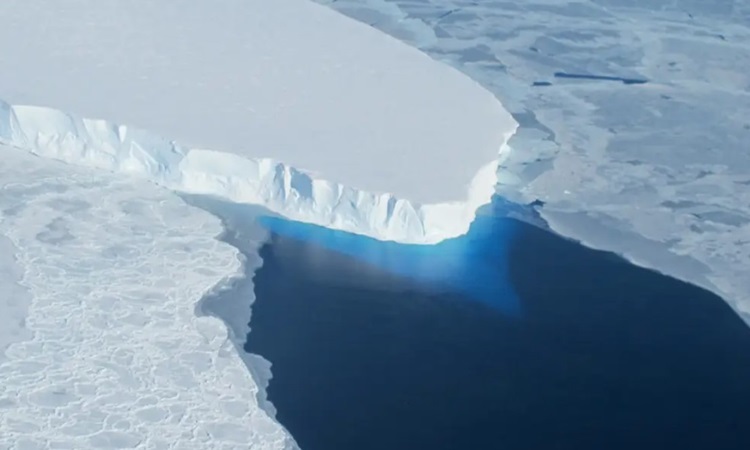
[0,0,517,245]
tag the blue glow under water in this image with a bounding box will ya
[257,206,521,315]
[246,201,750,450]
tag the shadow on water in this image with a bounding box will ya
[257,202,520,316]
[245,196,750,450]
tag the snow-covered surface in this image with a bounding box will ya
[186,196,282,425]
[0,145,294,449]
[316,0,750,320]
[1,0,747,445]
[0,1,522,447]
[0,236,31,365]
[0,0,516,244]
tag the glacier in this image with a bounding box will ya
[0,0,516,244]
[0,101,511,244]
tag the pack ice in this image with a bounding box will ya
[0,0,516,244]
[0,144,295,449]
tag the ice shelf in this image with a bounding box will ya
[0,0,517,244]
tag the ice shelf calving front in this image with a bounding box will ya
[0,0,517,244]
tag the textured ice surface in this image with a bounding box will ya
[0,236,31,365]
[0,145,295,449]
[0,0,516,244]
[0,1,519,447]
[185,197,283,423]
[316,0,750,320]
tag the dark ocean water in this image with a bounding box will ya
[244,202,750,450]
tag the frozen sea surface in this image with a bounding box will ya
[0,145,293,449]
[315,0,750,320]
[0,236,31,365]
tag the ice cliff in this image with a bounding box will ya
[0,101,516,244]
[0,0,516,244]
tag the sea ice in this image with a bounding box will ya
[315,0,750,321]
[0,236,31,365]
[0,145,295,449]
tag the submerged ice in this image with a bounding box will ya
[257,208,521,315]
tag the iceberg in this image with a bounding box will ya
[0,0,516,244]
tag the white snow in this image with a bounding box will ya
[0,0,518,447]
[0,145,294,449]
[0,0,516,244]
[4,0,746,447]
[0,236,31,365]
[315,0,750,321]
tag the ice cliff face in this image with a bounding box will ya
[0,101,516,244]
[0,0,518,244]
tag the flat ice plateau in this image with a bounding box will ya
[316,0,750,321]
[0,0,516,447]
[0,0,516,244]
[0,145,294,449]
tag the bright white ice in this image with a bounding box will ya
[316,0,750,321]
[0,145,293,449]
[0,0,516,244]
[0,0,517,447]
[2,0,748,447]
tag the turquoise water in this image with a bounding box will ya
[258,206,520,315]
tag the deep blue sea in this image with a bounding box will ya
[227,199,750,450]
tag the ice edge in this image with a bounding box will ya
[192,240,299,449]
[0,100,516,244]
